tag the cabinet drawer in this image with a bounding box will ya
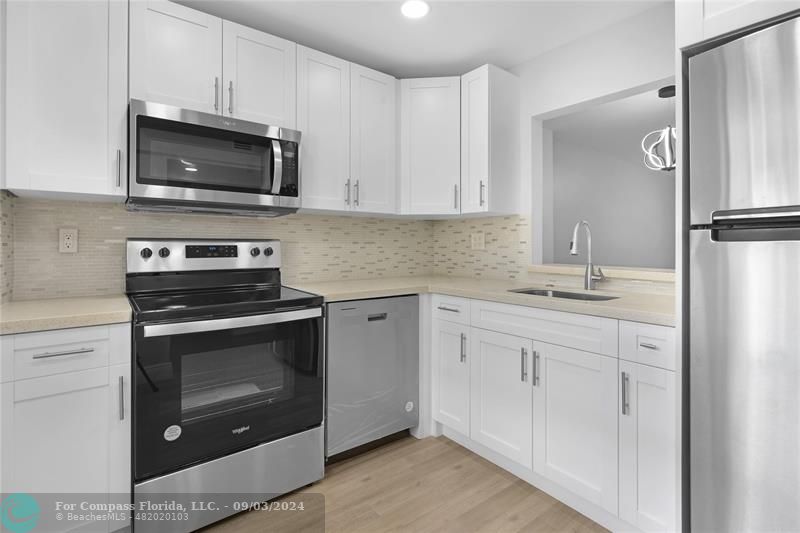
[619,321,676,371]
[432,295,471,325]
[11,326,112,381]
[470,299,618,356]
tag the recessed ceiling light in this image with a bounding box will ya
[401,0,429,19]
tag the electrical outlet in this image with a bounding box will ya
[59,228,78,253]
[470,232,485,251]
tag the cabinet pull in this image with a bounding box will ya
[345,179,351,206]
[214,77,219,111]
[520,347,528,382]
[479,180,486,206]
[118,375,125,420]
[460,333,466,363]
[533,350,540,386]
[354,180,360,207]
[437,305,459,313]
[621,372,630,415]
[32,347,94,360]
[228,81,234,114]
[116,149,122,188]
[639,342,659,350]
[454,184,459,209]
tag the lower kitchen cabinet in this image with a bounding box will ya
[619,360,677,532]
[532,341,619,514]
[469,328,533,468]
[432,319,471,435]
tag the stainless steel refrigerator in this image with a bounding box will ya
[689,15,800,532]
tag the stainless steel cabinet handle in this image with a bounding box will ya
[214,77,219,111]
[520,347,528,382]
[479,180,486,206]
[116,149,122,188]
[621,371,630,415]
[270,140,283,195]
[639,342,659,350]
[118,375,125,421]
[460,333,466,362]
[454,184,459,209]
[533,350,540,386]
[32,347,94,360]
[437,305,459,313]
[228,81,234,114]
[345,179,351,206]
[354,180,360,207]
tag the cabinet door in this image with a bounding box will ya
[222,21,296,128]
[460,67,489,213]
[5,0,127,197]
[470,329,533,467]
[400,77,461,215]
[620,361,677,532]
[532,341,618,513]
[432,320,470,435]
[297,46,351,211]
[350,64,398,214]
[109,363,132,532]
[130,0,222,113]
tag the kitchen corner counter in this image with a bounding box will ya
[291,276,675,327]
[0,295,132,335]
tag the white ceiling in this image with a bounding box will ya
[178,0,669,77]
[545,88,675,160]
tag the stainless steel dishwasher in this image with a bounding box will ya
[326,295,419,456]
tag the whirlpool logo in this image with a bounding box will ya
[1,493,40,533]
[231,425,250,435]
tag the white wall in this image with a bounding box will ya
[510,1,676,263]
[550,137,676,268]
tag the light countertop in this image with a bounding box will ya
[0,295,132,335]
[292,276,675,327]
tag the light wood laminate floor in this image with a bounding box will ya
[205,436,608,533]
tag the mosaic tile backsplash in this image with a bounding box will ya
[1,192,14,303]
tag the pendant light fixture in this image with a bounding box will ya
[641,85,676,171]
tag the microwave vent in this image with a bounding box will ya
[233,141,253,151]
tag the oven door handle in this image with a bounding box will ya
[270,139,283,195]
[143,308,322,337]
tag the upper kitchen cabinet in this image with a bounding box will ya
[4,0,128,199]
[130,0,222,114]
[130,1,296,128]
[400,77,461,216]
[460,65,519,215]
[222,21,296,128]
[350,65,398,214]
[297,46,351,211]
[676,0,800,48]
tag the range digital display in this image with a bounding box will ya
[185,245,238,258]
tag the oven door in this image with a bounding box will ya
[133,307,323,482]
[129,99,300,210]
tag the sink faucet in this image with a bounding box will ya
[569,220,606,290]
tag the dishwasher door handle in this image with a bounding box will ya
[367,313,388,322]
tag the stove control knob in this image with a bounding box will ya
[264,247,274,257]
[158,247,170,258]
[140,247,153,259]
[250,247,261,257]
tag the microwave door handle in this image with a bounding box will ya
[143,308,322,337]
[270,139,283,195]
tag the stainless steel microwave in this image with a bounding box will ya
[127,99,301,217]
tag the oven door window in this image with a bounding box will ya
[134,315,323,482]
[136,115,276,195]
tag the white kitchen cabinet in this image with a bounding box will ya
[222,20,296,128]
[619,360,677,533]
[4,0,127,199]
[676,0,800,48]
[130,0,222,113]
[350,64,398,214]
[460,65,519,214]
[297,46,351,211]
[532,341,618,514]
[470,328,533,468]
[400,77,461,215]
[432,319,470,435]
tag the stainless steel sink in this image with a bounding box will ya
[508,288,619,301]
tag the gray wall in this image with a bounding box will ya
[548,137,675,268]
